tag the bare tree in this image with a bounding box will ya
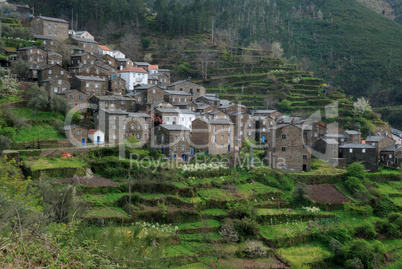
[263,92,276,109]
[52,40,71,68]
[196,45,216,80]
[118,31,141,59]
[271,41,284,59]
[241,50,257,75]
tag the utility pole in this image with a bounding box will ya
[249,109,255,168]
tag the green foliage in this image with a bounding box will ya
[355,222,376,240]
[140,38,151,49]
[226,202,254,220]
[373,194,398,217]
[10,58,30,80]
[50,95,69,116]
[0,135,11,153]
[344,258,364,269]
[344,177,367,195]
[291,182,312,207]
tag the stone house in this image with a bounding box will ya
[148,72,170,88]
[97,54,118,69]
[70,53,96,66]
[42,78,70,97]
[155,108,196,130]
[218,103,247,114]
[167,80,206,99]
[40,64,69,81]
[255,116,276,144]
[135,62,150,72]
[197,94,220,106]
[380,145,402,167]
[254,110,282,120]
[149,65,159,74]
[312,121,327,144]
[33,35,56,49]
[152,124,191,160]
[164,90,192,104]
[134,84,165,104]
[89,95,134,113]
[116,58,134,70]
[314,138,339,165]
[31,16,69,40]
[126,113,152,144]
[264,124,312,172]
[191,118,234,155]
[57,89,89,109]
[323,133,347,145]
[17,46,47,69]
[47,51,63,65]
[118,67,148,90]
[228,111,254,148]
[65,125,89,146]
[365,135,395,158]
[110,77,126,95]
[343,130,362,144]
[71,30,94,40]
[71,75,106,96]
[69,37,99,54]
[339,143,378,171]
[69,65,116,85]
[99,109,129,145]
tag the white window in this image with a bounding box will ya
[138,125,141,130]
[314,133,318,137]
[95,84,99,88]
[241,115,244,119]
[123,125,126,130]
[213,126,216,133]
[228,126,231,133]
[173,97,176,102]
[221,135,224,140]
[221,126,224,130]
[173,117,176,122]
[51,60,54,64]
[182,146,185,151]
[153,89,155,93]
[389,154,392,159]
[44,40,47,45]
[113,134,116,139]
[77,130,81,135]
[228,137,231,143]
[166,117,170,121]
[86,83,90,87]
[263,128,266,131]
[372,142,375,146]
[213,135,216,143]
[114,125,117,129]
[213,145,216,149]
[48,70,52,74]
[161,135,164,142]
[131,125,134,130]
[349,148,353,153]
[61,70,64,75]
[138,97,142,102]
[54,88,58,93]
[362,149,366,153]
[174,146,177,152]
[182,136,185,141]
[30,49,33,53]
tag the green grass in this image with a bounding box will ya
[178,220,220,230]
[84,207,128,218]
[200,209,227,217]
[390,197,402,206]
[24,157,86,171]
[296,158,345,175]
[0,94,21,106]
[376,183,402,196]
[165,242,214,257]
[236,182,280,198]
[80,193,126,207]
[179,232,222,242]
[260,221,319,239]
[277,242,332,265]
[197,188,238,201]
[15,124,66,142]
[9,107,64,121]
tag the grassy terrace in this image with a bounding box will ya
[15,124,65,142]
[277,242,332,265]
[23,157,87,171]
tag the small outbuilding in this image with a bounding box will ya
[88,129,105,144]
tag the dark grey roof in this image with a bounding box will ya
[165,90,191,96]
[207,119,233,125]
[365,136,388,142]
[17,46,41,51]
[128,113,151,118]
[74,75,105,81]
[57,89,87,95]
[169,80,187,86]
[254,110,277,114]
[70,37,99,44]
[228,111,245,116]
[320,138,339,145]
[160,124,189,131]
[134,62,150,66]
[37,16,68,23]
[381,145,401,152]
[71,53,90,57]
[103,108,129,115]
[173,102,191,106]
[339,143,375,149]
[34,34,55,40]
[158,69,170,72]
[134,84,164,90]
[124,91,143,97]
[93,95,131,101]
[325,133,347,138]
[115,58,131,62]
[344,130,361,135]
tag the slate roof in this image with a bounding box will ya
[160,124,190,131]
[365,136,388,142]
[320,138,339,145]
[381,145,401,152]
[165,90,191,96]
[197,119,233,125]
[156,108,195,114]
[34,34,55,40]
[254,110,277,114]
[74,75,105,81]
[344,130,361,135]
[70,37,99,44]
[339,143,375,149]
[128,113,151,118]
[37,16,68,23]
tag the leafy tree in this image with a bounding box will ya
[50,95,68,116]
[271,42,284,59]
[0,135,11,153]
[353,97,372,116]
[0,126,16,140]
[11,59,30,80]
[13,117,31,135]
[26,85,49,118]
[54,120,66,136]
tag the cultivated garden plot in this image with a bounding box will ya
[307,184,353,204]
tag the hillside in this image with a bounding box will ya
[14,0,402,104]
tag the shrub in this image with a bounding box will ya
[219,219,239,242]
[243,240,268,258]
[227,203,254,220]
[346,239,377,269]
[325,227,353,244]
[329,238,343,256]
[344,177,366,195]
[387,212,402,229]
[233,217,260,238]
[375,219,401,238]
[373,195,397,217]
[345,258,364,269]
[346,163,367,181]
[355,222,376,240]
[291,182,312,207]
[344,203,373,215]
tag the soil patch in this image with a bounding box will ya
[56,176,119,187]
[307,184,352,204]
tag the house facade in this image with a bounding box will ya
[31,16,69,40]
[153,124,191,160]
[118,67,148,90]
[339,144,378,171]
[167,80,206,99]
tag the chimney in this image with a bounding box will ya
[188,77,191,82]
[368,131,371,137]
[358,129,360,133]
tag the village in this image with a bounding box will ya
[0,14,399,173]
